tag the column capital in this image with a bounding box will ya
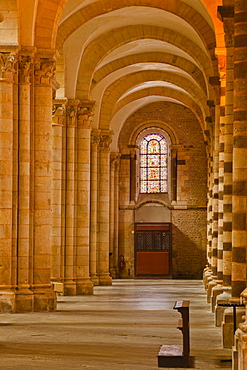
[33,49,59,86]
[110,152,121,164]
[91,129,101,149]
[52,98,68,126]
[77,104,95,128]
[99,130,113,152]
[18,54,33,84]
[0,51,17,82]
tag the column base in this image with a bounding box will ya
[15,288,34,313]
[98,274,112,286]
[76,279,94,295]
[32,287,57,312]
[222,307,245,348]
[0,291,15,313]
[52,281,64,296]
[63,280,77,296]
[90,275,99,286]
[110,268,117,279]
[215,288,232,327]
[211,282,223,312]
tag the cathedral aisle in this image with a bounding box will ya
[0,280,231,369]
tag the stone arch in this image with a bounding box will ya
[76,25,214,99]
[56,0,217,52]
[92,52,208,96]
[98,70,209,130]
[35,0,67,49]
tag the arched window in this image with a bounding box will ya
[139,133,168,193]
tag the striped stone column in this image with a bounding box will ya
[232,1,247,298]
[32,52,57,311]
[90,130,100,285]
[207,151,214,269]
[212,103,220,277]
[222,13,234,287]
[75,102,94,295]
[15,52,34,312]
[98,131,113,286]
[217,52,227,282]
[0,51,16,312]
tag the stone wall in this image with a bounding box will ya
[118,101,207,279]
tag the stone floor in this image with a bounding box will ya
[0,279,232,369]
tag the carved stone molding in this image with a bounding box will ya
[91,129,101,150]
[18,55,32,84]
[77,100,96,128]
[99,131,113,152]
[34,59,56,86]
[0,52,17,81]
[52,98,68,126]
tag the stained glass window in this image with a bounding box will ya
[140,133,168,193]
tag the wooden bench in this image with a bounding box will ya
[157,300,190,368]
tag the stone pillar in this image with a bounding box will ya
[212,102,220,278]
[217,51,227,283]
[0,51,16,312]
[51,99,67,295]
[90,130,100,285]
[75,102,94,295]
[232,0,247,299]
[32,52,57,311]
[15,51,34,312]
[109,153,120,278]
[220,9,234,288]
[63,100,78,295]
[114,156,120,277]
[98,131,113,286]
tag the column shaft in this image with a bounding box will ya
[75,104,94,294]
[232,2,247,298]
[32,55,57,311]
[90,130,100,285]
[98,132,113,285]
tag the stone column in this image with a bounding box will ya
[217,8,235,288]
[75,102,94,295]
[32,52,57,311]
[212,102,220,278]
[63,100,78,295]
[51,99,67,295]
[114,155,120,277]
[98,131,113,286]
[0,51,16,312]
[217,52,227,283]
[232,0,247,299]
[90,130,100,285]
[15,51,34,312]
[109,153,120,278]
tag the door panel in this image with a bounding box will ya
[136,252,169,275]
[135,223,171,277]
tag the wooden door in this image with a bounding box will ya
[135,224,171,277]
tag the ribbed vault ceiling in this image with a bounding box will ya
[53,0,223,149]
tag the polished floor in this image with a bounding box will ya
[0,280,231,369]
